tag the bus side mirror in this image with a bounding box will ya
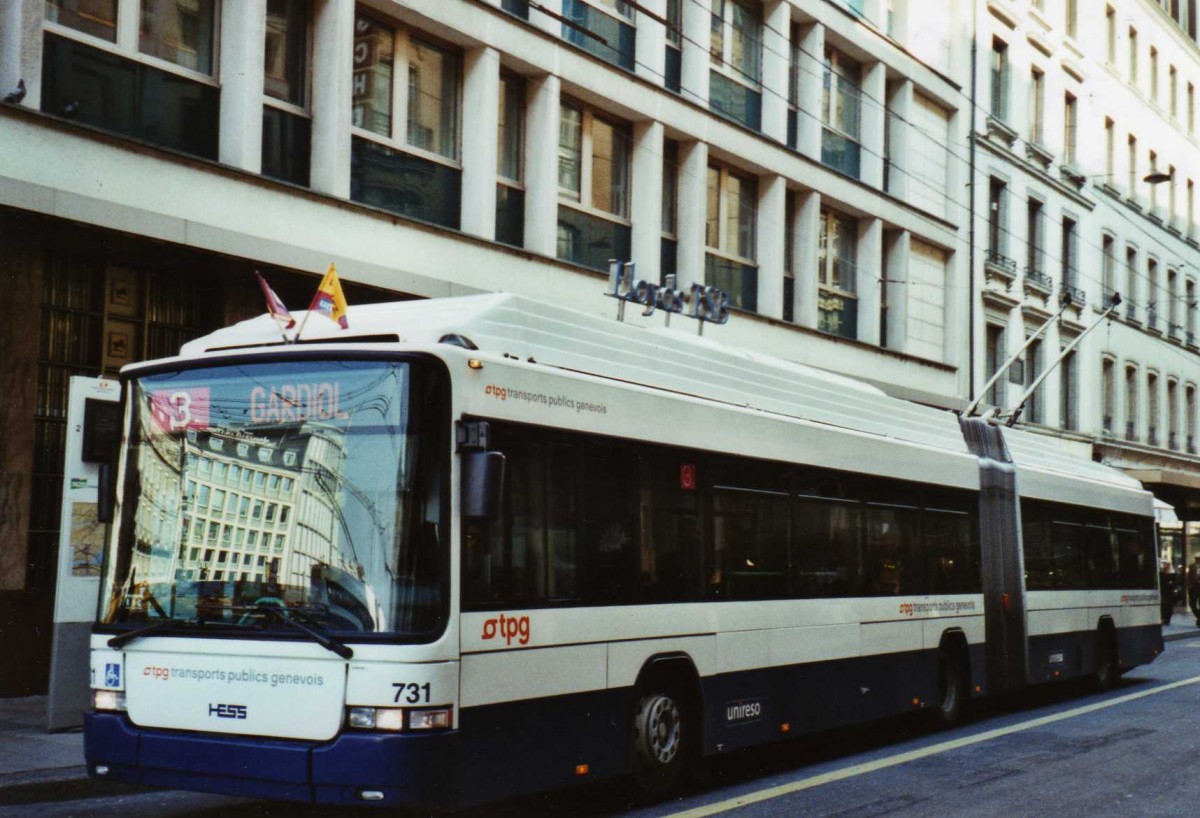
[97,462,115,524]
[463,451,505,521]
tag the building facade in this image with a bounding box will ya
[2,0,979,693]
[970,0,1200,570]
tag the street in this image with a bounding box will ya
[8,642,1200,818]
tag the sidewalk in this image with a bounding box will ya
[3,618,1199,805]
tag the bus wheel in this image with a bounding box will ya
[1095,630,1120,691]
[631,690,685,796]
[931,648,967,728]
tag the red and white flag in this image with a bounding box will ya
[255,271,296,330]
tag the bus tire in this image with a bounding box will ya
[1095,629,1120,691]
[631,688,686,796]
[931,646,968,728]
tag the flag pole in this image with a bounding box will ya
[254,271,295,343]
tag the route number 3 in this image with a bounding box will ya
[392,682,432,704]
[166,392,193,430]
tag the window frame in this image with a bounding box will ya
[709,0,762,92]
[557,100,632,224]
[350,13,463,170]
[263,0,312,118]
[705,162,758,267]
[44,0,222,87]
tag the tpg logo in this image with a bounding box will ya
[481,613,530,646]
[209,703,248,720]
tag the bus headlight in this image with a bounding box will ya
[407,708,452,731]
[93,690,127,712]
[346,706,452,731]
[346,706,404,731]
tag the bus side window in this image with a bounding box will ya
[792,496,861,598]
[1021,502,1055,590]
[579,442,638,603]
[637,455,704,603]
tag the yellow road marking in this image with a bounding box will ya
[663,674,1200,818]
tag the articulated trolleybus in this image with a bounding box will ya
[85,293,1163,809]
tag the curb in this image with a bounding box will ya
[1164,628,1200,642]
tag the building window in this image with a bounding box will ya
[1148,371,1159,446]
[1170,65,1178,118]
[263,0,311,187]
[1029,68,1044,145]
[1024,338,1043,424]
[41,1,220,158]
[1026,198,1044,280]
[818,208,858,339]
[1189,83,1195,135]
[1127,134,1138,197]
[1187,384,1197,453]
[665,0,682,92]
[46,0,118,42]
[1190,180,1196,238]
[1118,243,1137,319]
[352,16,459,162]
[784,189,796,323]
[990,37,1008,121]
[1168,268,1180,337]
[1102,357,1116,435]
[1063,92,1077,167]
[986,324,1007,407]
[1187,278,1197,345]
[496,72,525,248]
[1102,233,1116,304]
[1148,257,1160,329]
[1106,6,1116,64]
[709,0,762,130]
[662,140,679,282]
[1169,379,1180,450]
[1061,216,1078,294]
[1149,150,1160,214]
[1061,349,1078,431]
[1129,27,1138,83]
[988,177,1008,259]
[138,0,217,74]
[557,101,631,271]
[821,48,862,178]
[1125,365,1139,441]
[1064,0,1077,39]
[1104,117,1115,181]
[562,0,635,71]
[1150,47,1159,103]
[350,14,462,229]
[705,164,758,311]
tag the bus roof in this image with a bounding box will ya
[177,293,1147,508]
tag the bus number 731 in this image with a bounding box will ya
[392,682,432,704]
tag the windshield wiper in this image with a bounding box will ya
[107,619,199,649]
[253,604,354,659]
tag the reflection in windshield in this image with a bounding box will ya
[100,359,446,637]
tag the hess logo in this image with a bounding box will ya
[209,703,248,720]
[481,613,530,646]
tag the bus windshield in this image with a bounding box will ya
[99,358,447,638]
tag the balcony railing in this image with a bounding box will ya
[1024,267,1053,293]
[1126,421,1137,442]
[1063,285,1086,308]
[1149,426,1159,447]
[1170,432,1179,451]
[1126,302,1139,323]
[1188,435,1197,455]
[1169,323,1184,341]
[986,250,1017,279]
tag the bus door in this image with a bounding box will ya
[961,419,1028,694]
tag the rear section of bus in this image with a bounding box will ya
[83,352,464,808]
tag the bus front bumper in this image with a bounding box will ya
[84,712,459,808]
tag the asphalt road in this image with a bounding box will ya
[8,643,1200,818]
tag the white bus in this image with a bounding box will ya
[85,293,1163,809]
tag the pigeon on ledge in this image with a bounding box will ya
[3,79,26,104]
